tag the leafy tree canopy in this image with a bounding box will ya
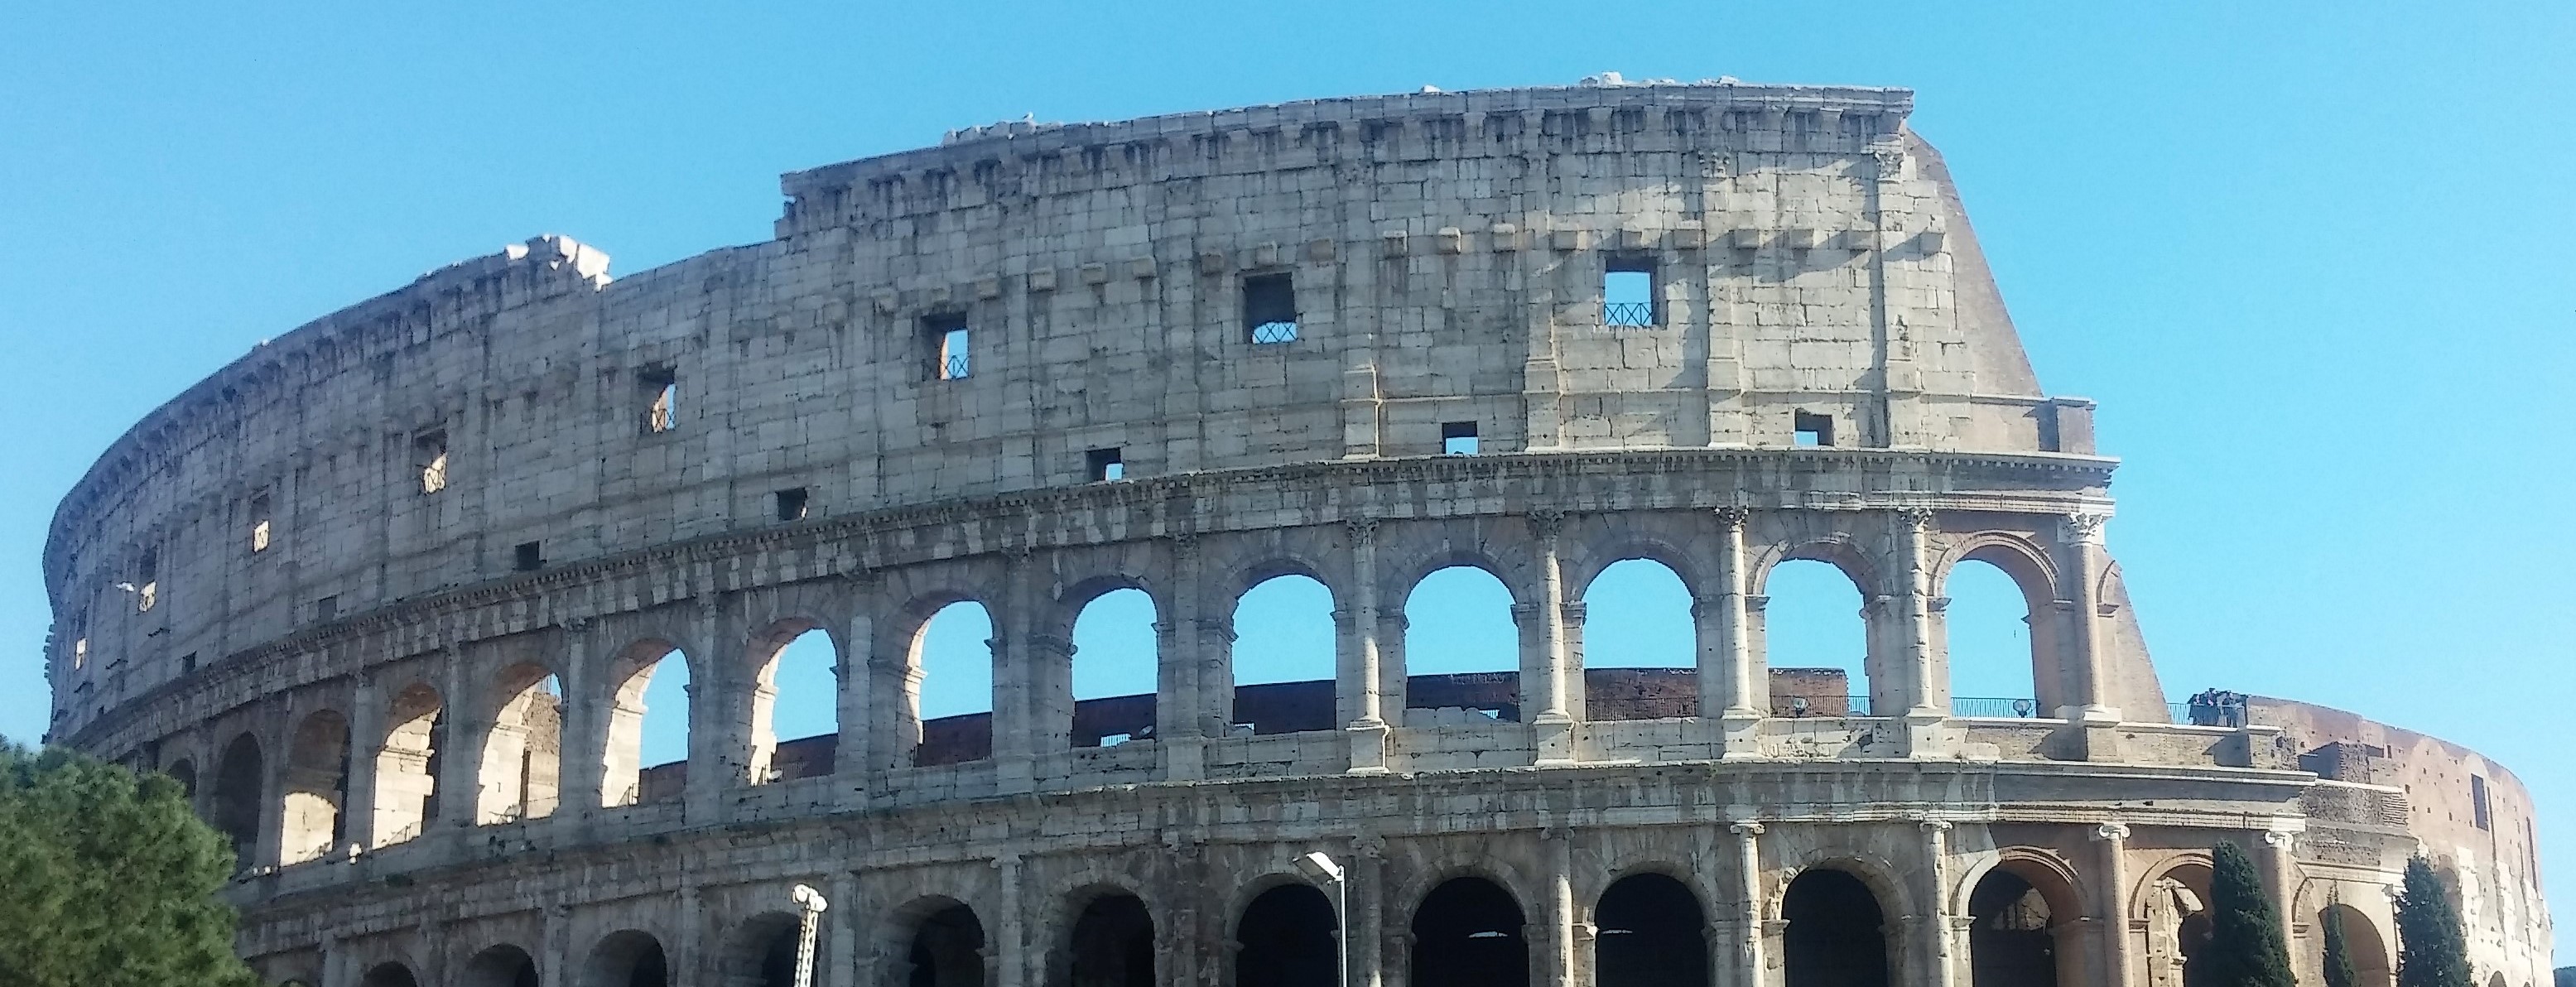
[0,742,259,987]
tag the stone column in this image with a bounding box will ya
[1916,818,1958,987]
[992,549,1042,795]
[835,604,873,801]
[542,902,572,987]
[434,639,474,833]
[826,871,861,987]
[342,672,385,852]
[2261,828,2302,957]
[994,854,1026,987]
[1898,510,1957,757]
[683,594,730,821]
[1729,821,1767,987]
[554,619,603,826]
[1712,508,1764,755]
[677,882,703,985]
[1543,828,1578,985]
[1354,836,1387,987]
[2058,513,2120,721]
[1529,510,1577,763]
[1341,518,1391,772]
[2092,822,2135,987]
[1158,532,1206,781]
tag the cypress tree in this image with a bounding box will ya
[2188,840,2296,987]
[2395,856,2474,987]
[2323,903,2360,987]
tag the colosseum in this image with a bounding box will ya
[39,79,2554,987]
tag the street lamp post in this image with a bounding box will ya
[790,883,830,987]
[1295,851,1349,987]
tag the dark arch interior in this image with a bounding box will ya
[589,931,670,987]
[908,903,987,987]
[211,734,263,864]
[1967,869,2056,987]
[359,963,420,987]
[165,759,197,799]
[727,913,800,987]
[1409,877,1528,987]
[1595,873,1707,987]
[461,945,541,987]
[1235,883,1337,987]
[1063,893,1153,987]
[1783,868,1887,987]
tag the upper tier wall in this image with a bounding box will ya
[41,82,2090,731]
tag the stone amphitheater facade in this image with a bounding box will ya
[39,81,2554,987]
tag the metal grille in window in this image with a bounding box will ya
[1602,301,1654,326]
[1244,273,1298,344]
[1602,262,1655,327]
[1251,320,1300,344]
[941,351,971,379]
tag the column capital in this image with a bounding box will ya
[1526,506,1570,540]
[1896,506,1938,532]
[1729,821,1766,837]
[2061,512,2111,545]
[1343,516,1380,541]
[1713,505,1753,527]
[1915,817,1954,835]
[2092,821,2131,842]
[2260,830,2297,850]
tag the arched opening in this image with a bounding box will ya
[1409,876,1528,987]
[603,643,691,806]
[720,911,801,987]
[748,623,840,783]
[278,710,350,864]
[1782,867,1889,987]
[1070,588,1159,748]
[461,944,542,987]
[1967,869,2055,987]
[1228,574,1337,734]
[1943,554,2048,718]
[359,963,421,987]
[2318,903,2392,987]
[1581,559,1697,721]
[373,683,444,845]
[1595,872,1707,986]
[586,929,671,987]
[898,901,989,987]
[211,732,263,866]
[1403,566,1522,723]
[911,601,995,766]
[1760,559,1872,716]
[477,665,563,823]
[2142,862,2213,987]
[164,758,197,801]
[1235,882,1337,987]
[1058,891,1153,987]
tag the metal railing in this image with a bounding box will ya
[1951,696,2047,719]
[1602,301,1654,327]
[938,354,971,380]
[1250,320,1299,344]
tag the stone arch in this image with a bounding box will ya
[163,758,197,802]
[2133,856,2215,987]
[1227,570,1339,734]
[2318,903,2392,987]
[886,893,990,987]
[585,929,672,987]
[277,708,350,864]
[1562,526,1709,602]
[1593,870,1707,987]
[1934,536,2063,716]
[1382,541,1535,613]
[1962,850,2086,987]
[359,962,421,987]
[1230,878,1337,987]
[477,662,563,823]
[896,593,998,768]
[1780,864,1892,987]
[210,730,263,866]
[743,616,841,784]
[1399,560,1524,723]
[1061,578,1163,749]
[1754,542,1881,716]
[1577,556,1698,720]
[602,639,691,806]
[718,910,802,987]
[1408,874,1529,987]
[373,681,443,845]
[1052,883,1156,987]
[460,943,542,987]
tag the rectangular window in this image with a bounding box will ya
[1603,254,1656,327]
[2472,774,2492,831]
[513,541,544,572]
[1794,412,1835,448]
[415,431,450,494]
[315,595,339,621]
[180,652,196,673]
[1245,273,1299,344]
[71,637,87,671]
[924,314,971,380]
[134,549,157,613]
[248,492,272,553]
[1086,447,1125,481]
[1442,421,1480,455]
[639,365,679,434]
[774,487,810,522]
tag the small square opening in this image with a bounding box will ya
[1086,447,1125,481]
[774,487,810,522]
[513,541,544,572]
[1441,421,1481,455]
[134,549,158,613]
[414,431,450,494]
[180,652,196,673]
[1794,412,1835,448]
[315,595,339,621]
[924,313,971,380]
[639,365,679,434]
[71,637,87,671]
[1245,273,1299,344]
[1603,254,1656,327]
[248,492,272,553]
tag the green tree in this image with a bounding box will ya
[2323,903,2360,987]
[2395,856,2473,987]
[0,742,259,987]
[2188,840,2295,987]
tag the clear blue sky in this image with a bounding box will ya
[3,0,2569,960]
